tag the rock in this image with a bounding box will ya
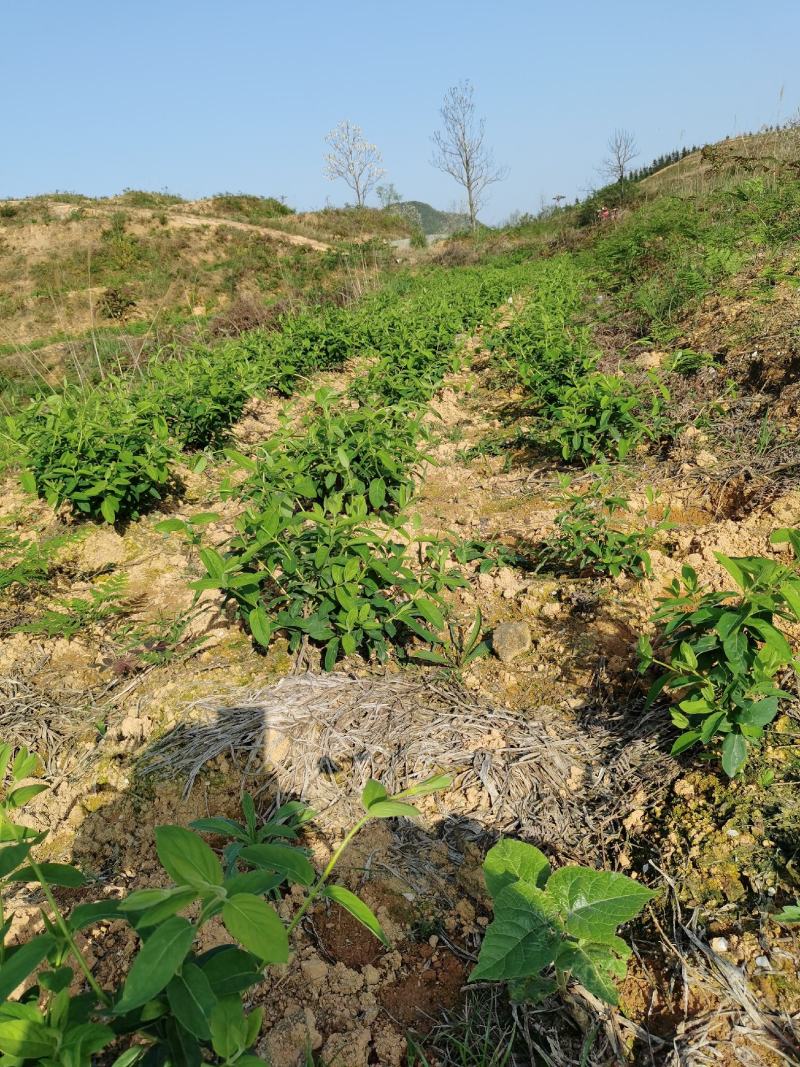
[695,449,719,470]
[300,957,328,984]
[259,1009,322,1067]
[710,937,729,954]
[322,1029,372,1067]
[755,955,770,969]
[491,622,531,663]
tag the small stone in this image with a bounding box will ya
[710,937,729,954]
[755,955,770,969]
[301,957,328,983]
[695,449,719,470]
[491,621,532,663]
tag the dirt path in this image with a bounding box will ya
[164,209,331,251]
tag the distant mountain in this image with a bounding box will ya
[384,200,473,236]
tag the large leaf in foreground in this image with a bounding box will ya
[483,839,551,896]
[469,880,563,983]
[545,867,654,942]
[116,917,195,1012]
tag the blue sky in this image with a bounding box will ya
[2,0,799,222]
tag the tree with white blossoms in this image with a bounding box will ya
[323,120,385,207]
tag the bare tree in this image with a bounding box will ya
[323,120,385,207]
[603,128,639,183]
[431,81,507,231]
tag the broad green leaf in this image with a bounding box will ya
[198,947,261,995]
[238,844,314,886]
[361,779,387,809]
[209,997,248,1060]
[59,1021,115,1061]
[119,886,192,912]
[68,900,121,929]
[155,826,223,889]
[484,839,551,897]
[224,869,284,897]
[167,964,216,1041]
[469,880,563,983]
[0,1018,58,1059]
[555,940,625,1004]
[222,894,289,963]
[395,773,453,800]
[8,862,85,887]
[0,842,32,877]
[134,889,198,929]
[116,917,195,1012]
[0,935,56,1000]
[773,902,800,924]
[364,800,420,820]
[323,885,389,946]
[189,817,248,840]
[721,732,748,778]
[545,867,654,942]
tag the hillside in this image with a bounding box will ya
[1,129,800,1065]
[386,199,473,234]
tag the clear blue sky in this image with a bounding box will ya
[2,0,798,223]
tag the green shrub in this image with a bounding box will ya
[542,476,670,578]
[230,387,425,514]
[190,494,466,669]
[12,383,175,523]
[549,372,670,464]
[139,347,251,451]
[638,528,800,777]
[469,839,654,1004]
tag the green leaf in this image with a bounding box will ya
[545,867,655,942]
[238,844,314,886]
[60,1021,116,1061]
[223,870,284,897]
[8,862,85,887]
[0,842,32,878]
[248,606,273,648]
[119,886,193,912]
[209,997,249,1060]
[415,597,445,630]
[5,784,48,807]
[368,479,386,510]
[0,1018,57,1059]
[134,889,198,929]
[198,947,261,995]
[361,779,388,810]
[323,885,389,946]
[68,899,121,930]
[721,732,748,778]
[100,498,118,524]
[469,880,564,983]
[222,894,289,963]
[483,840,551,897]
[364,800,421,820]
[773,902,800,925]
[395,773,452,800]
[155,826,224,889]
[166,964,216,1041]
[0,935,56,1000]
[555,940,625,1004]
[116,917,195,1013]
